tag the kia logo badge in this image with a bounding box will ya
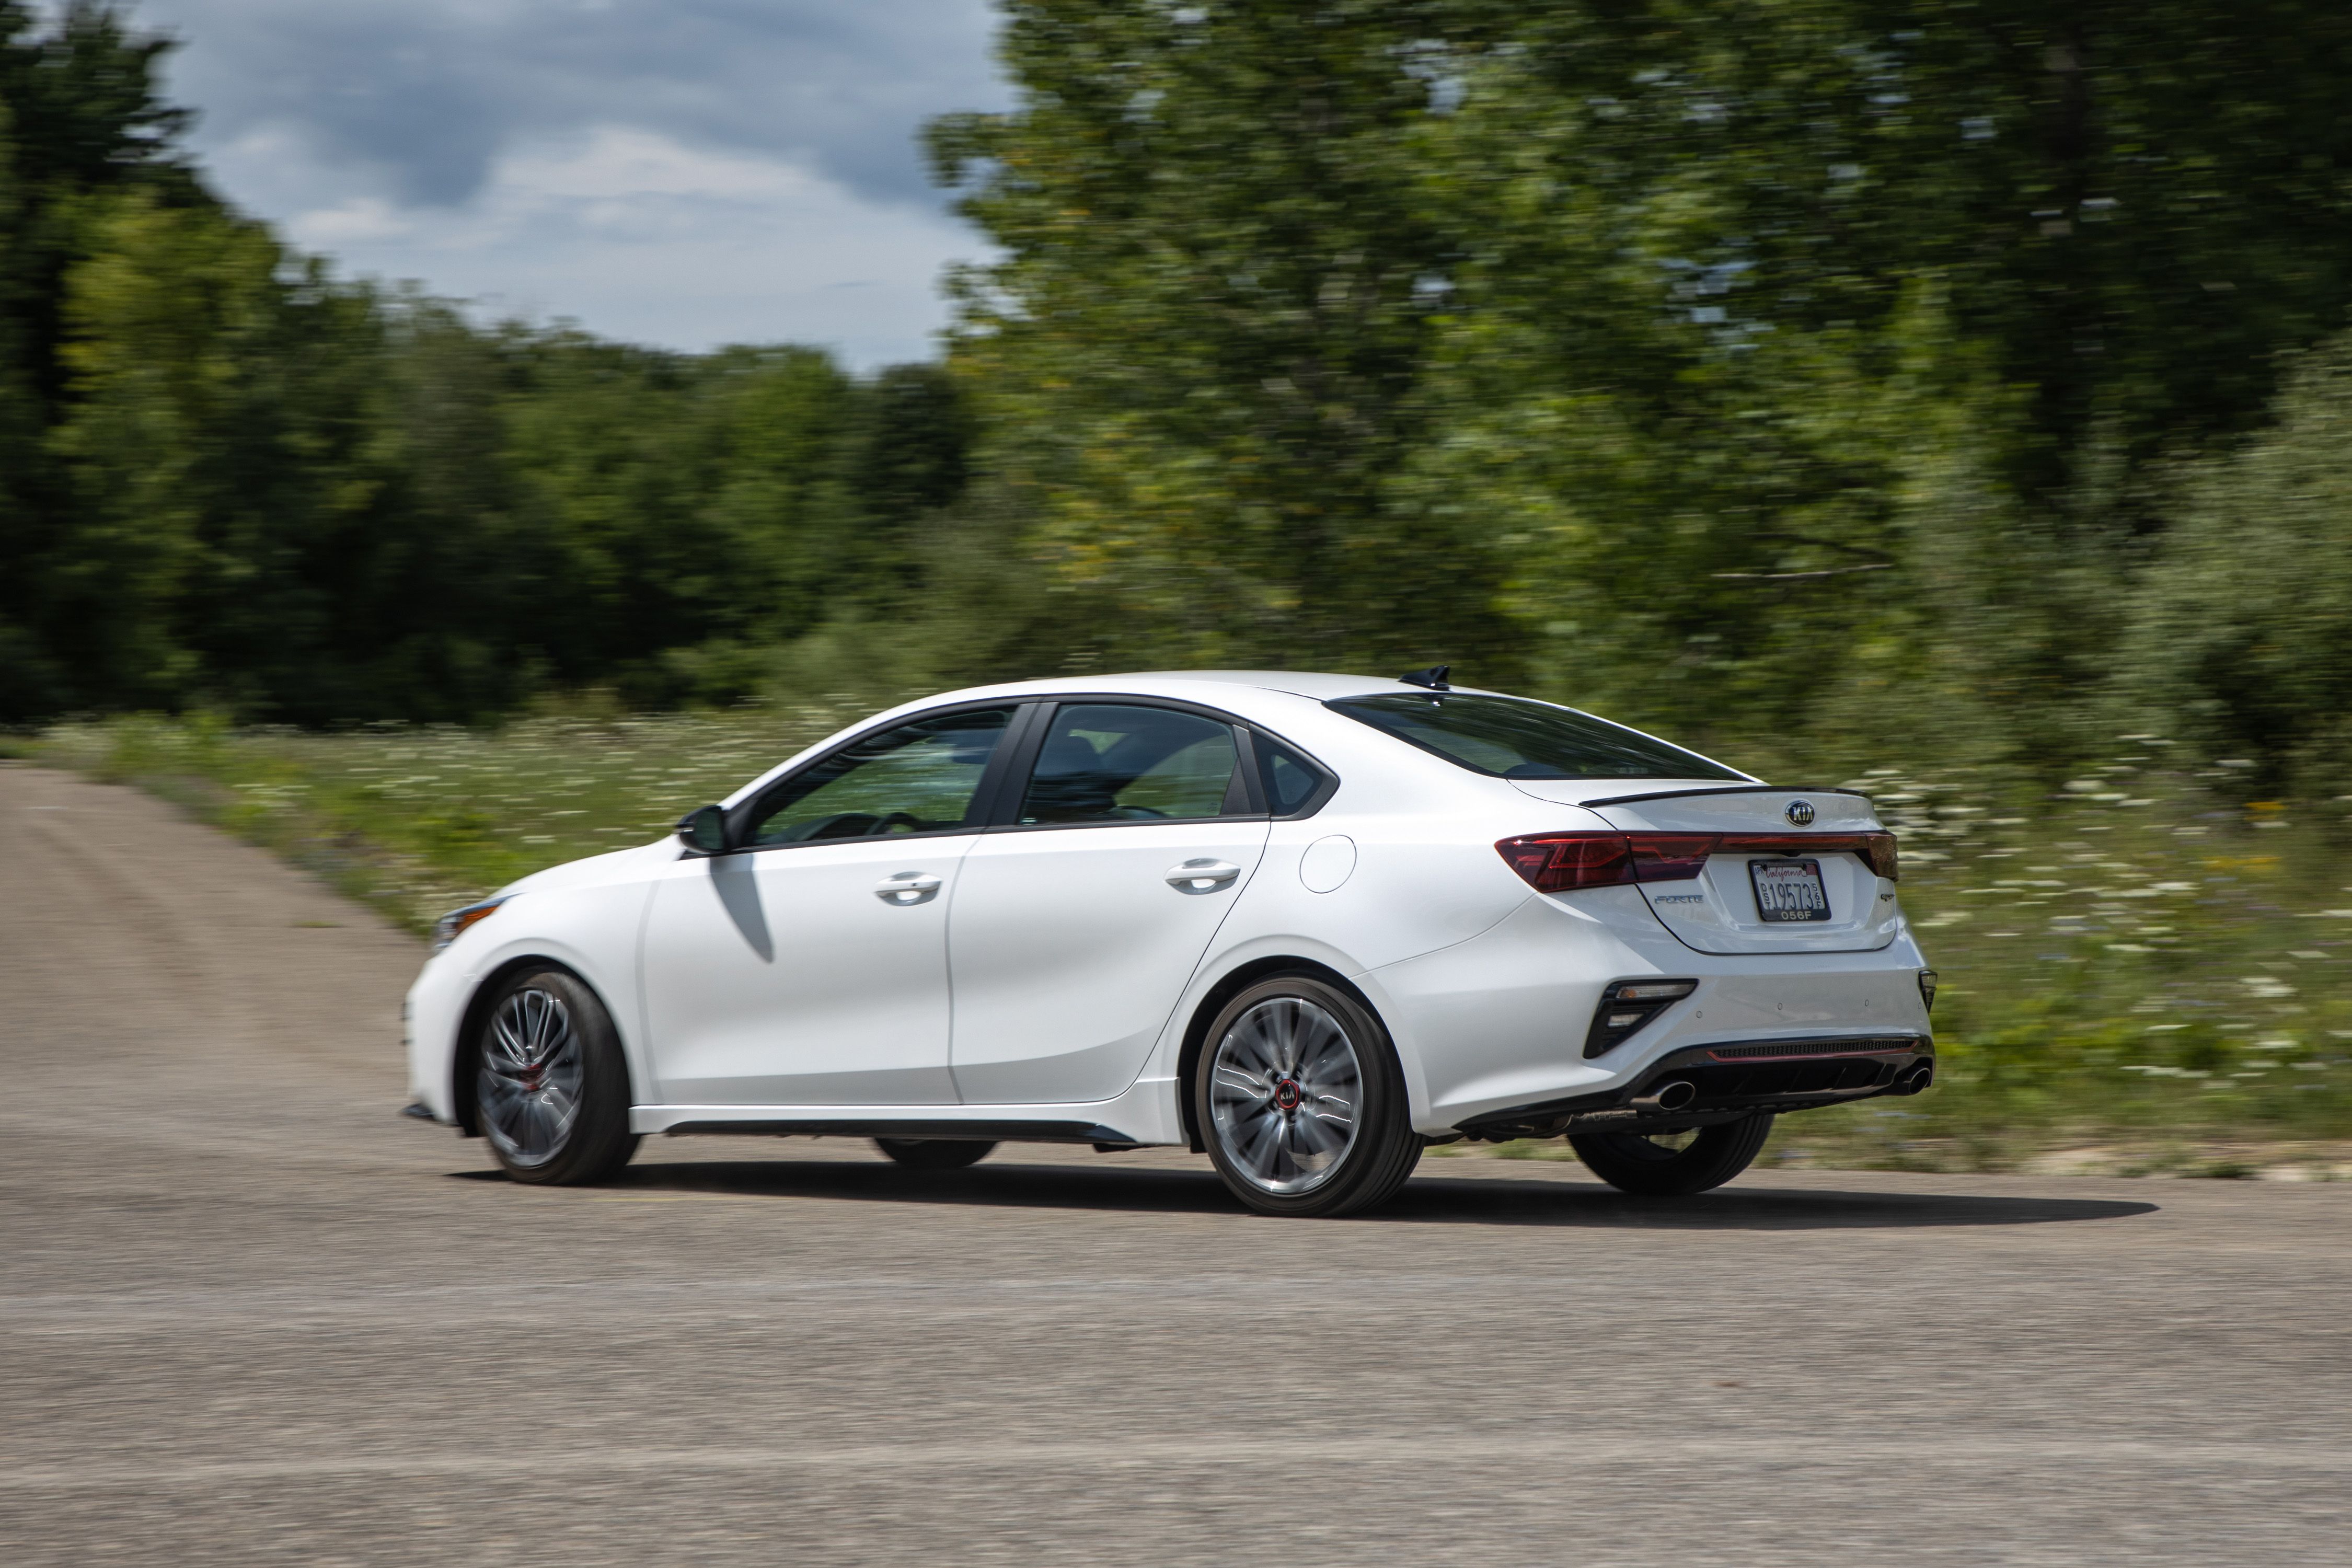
[1785,799,1816,826]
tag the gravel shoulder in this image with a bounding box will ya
[4,762,2348,1566]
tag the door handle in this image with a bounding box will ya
[1166,859,1242,892]
[874,872,943,904]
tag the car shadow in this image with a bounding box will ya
[455,1156,2160,1231]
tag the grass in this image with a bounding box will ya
[15,709,2352,1174]
[17,701,864,935]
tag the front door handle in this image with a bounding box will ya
[1166,859,1242,892]
[874,872,943,904]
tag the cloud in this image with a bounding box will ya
[112,0,1010,364]
[276,125,979,366]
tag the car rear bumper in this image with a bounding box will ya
[1452,1033,1932,1141]
[1363,890,1934,1133]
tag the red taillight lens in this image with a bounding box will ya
[1496,832,1719,889]
[1496,833,1633,891]
[1859,831,1898,881]
[1624,833,1717,881]
[1499,828,1899,890]
[1716,832,1898,881]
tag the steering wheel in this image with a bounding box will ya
[874,811,924,835]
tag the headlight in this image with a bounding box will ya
[431,897,507,952]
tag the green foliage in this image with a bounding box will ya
[929,1,1514,674]
[0,0,213,714]
[934,0,2352,779]
[32,704,863,931]
[2128,340,2352,795]
[0,5,993,724]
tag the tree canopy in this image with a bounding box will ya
[9,1,2352,791]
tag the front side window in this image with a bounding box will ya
[1329,693,1746,781]
[1019,704,1240,824]
[745,706,1016,845]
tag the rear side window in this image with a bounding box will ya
[1019,704,1241,824]
[1328,693,1745,781]
[1259,737,1328,814]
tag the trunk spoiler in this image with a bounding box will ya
[1575,784,1872,809]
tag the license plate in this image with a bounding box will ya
[1749,859,1830,922]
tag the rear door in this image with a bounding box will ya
[1523,785,1901,954]
[947,701,1270,1104]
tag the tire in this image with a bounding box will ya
[1194,975,1422,1218]
[474,965,639,1186]
[874,1138,997,1170]
[1569,1113,1773,1197]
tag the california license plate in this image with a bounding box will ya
[1749,859,1830,922]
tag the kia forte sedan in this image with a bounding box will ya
[404,670,1935,1216]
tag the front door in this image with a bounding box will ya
[641,704,1020,1106]
[948,702,1270,1104]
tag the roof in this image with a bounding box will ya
[942,669,1469,703]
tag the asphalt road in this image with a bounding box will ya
[4,762,2349,1566]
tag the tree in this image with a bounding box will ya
[0,0,214,716]
[930,1,1515,676]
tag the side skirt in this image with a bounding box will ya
[658,1117,1145,1149]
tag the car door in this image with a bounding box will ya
[947,701,1271,1104]
[640,702,1024,1106]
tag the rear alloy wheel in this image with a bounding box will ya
[475,966,638,1185]
[1569,1113,1773,1197]
[1196,976,1421,1218]
[873,1138,997,1170]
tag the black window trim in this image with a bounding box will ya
[978,693,1341,835]
[722,698,1043,855]
[1245,724,1340,820]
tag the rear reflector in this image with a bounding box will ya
[1497,829,1897,891]
[1585,977,1698,1058]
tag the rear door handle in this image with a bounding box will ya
[1166,859,1242,892]
[874,872,944,904]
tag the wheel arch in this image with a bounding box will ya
[1173,955,1389,1154]
[450,956,637,1137]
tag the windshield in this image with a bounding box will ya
[1328,693,1747,781]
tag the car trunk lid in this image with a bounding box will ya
[1512,782,1901,955]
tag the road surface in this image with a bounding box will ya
[3,762,2347,1565]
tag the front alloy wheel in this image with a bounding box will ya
[480,985,583,1170]
[474,965,638,1185]
[1196,976,1420,1218]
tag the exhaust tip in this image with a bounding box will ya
[1637,1081,1693,1114]
[1901,1063,1934,1096]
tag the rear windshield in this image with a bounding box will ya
[1328,693,1746,781]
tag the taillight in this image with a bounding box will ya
[1625,834,1715,881]
[1861,831,1899,881]
[1497,828,1899,889]
[1496,832,1632,891]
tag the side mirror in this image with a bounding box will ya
[676,804,729,855]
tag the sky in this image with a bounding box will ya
[114,0,1011,367]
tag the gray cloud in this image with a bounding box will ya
[83,0,1012,363]
[132,0,1008,210]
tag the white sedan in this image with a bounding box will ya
[405,669,1935,1216]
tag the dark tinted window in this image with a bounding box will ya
[746,706,1014,845]
[1259,738,1328,814]
[1329,693,1745,780]
[1019,705,1239,824]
